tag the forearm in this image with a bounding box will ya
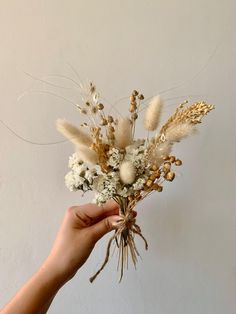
[1,202,120,314]
[1,262,65,314]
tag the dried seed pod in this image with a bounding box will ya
[97,103,104,110]
[175,159,182,166]
[91,106,98,114]
[88,81,96,94]
[152,165,158,171]
[81,108,88,114]
[169,156,176,163]
[104,144,110,151]
[163,155,170,161]
[80,122,88,127]
[108,125,115,132]
[107,115,114,123]
[163,162,171,170]
[138,94,144,100]
[120,161,136,184]
[100,118,108,126]
[130,100,137,106]
[130,95,136,102]
[131,112,138,120]
[165,171,175,181]
[153,184,163,192]
[155,170,161,178]
[108,133,115,140]
[129,104,136,113]
[150,174,157,181]
[132,90,138,96]
[146,179,153,187]
[163,168,169,175]
[85,101,90,106]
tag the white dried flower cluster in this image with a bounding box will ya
[93,172,120,204]
[125,143,147,175]
[68,153,83,168]
[93,173,148,205]
[133,177,146,190]
[107,148,124,169]
[107,143,148,178]
[65,153,98,192]
[65,141,149,204]
[93,145,149,204]
[65,144,150,204]
[65,172,85,192]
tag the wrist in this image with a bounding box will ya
[39,259,69,289]
[41,254,77,286]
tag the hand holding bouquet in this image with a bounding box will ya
[56,82,214,282]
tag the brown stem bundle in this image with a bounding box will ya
[89,197,148,283]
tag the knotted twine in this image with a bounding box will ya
[89,200,148,283]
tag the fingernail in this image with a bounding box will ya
[111,215,123,228]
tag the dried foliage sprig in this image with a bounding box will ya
[147,100,214,161]
[56,82,214,282]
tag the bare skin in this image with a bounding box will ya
[1,200,122,314]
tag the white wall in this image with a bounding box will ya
[0,1,236,313]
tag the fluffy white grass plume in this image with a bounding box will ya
[144,95,163,131]
[76,145,98,164]
[115,117,133,149]
[165,123,196,143]
[120,161,136,184]
[56,119,93,147]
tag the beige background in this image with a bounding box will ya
[0,1,236,313]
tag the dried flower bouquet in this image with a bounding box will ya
[56,82,214,282]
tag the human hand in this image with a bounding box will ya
[0,201,122,314]
[42,200,122,284]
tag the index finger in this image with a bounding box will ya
[73,200,120,220]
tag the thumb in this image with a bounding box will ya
[89,215,122,242]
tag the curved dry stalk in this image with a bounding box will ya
[23,71,76,90]
[0,119,68,146]
[89,233,117,283]
[17,90,78,108]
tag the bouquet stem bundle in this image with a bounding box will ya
[90,196,148,283]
